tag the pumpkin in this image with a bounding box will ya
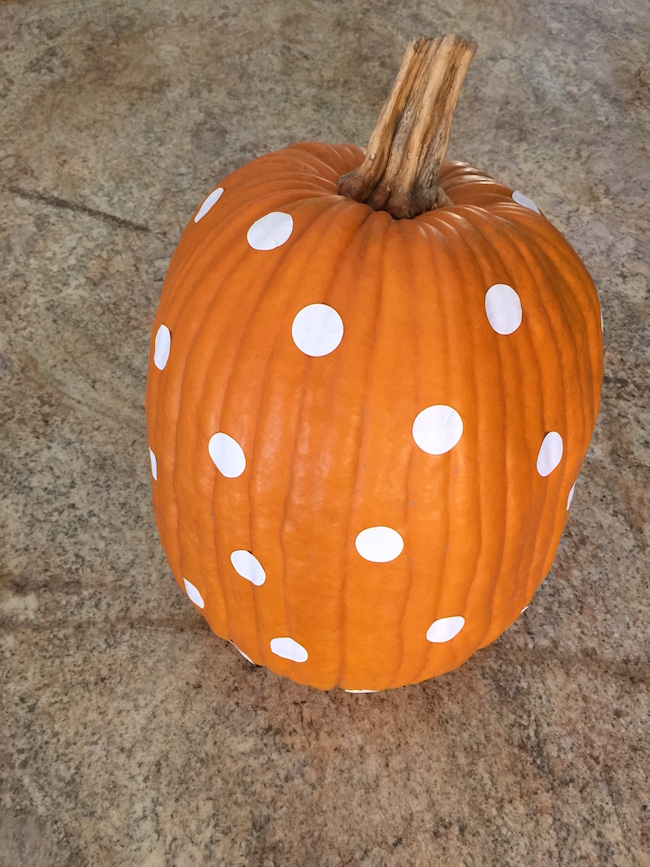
[145,35,603,691]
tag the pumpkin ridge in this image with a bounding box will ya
[338,213,394,688]
[490,218,577,607]
[463,207,545,637]
[445,210,510,661]
[437,210,510,651]
[282,141,365,189]
[520,217,601,419]
[324,208,389,689]
[242,199,373,677]
[158,192,300,621]
[512,223,599,588]
[404,221,453,686]
[388,221,423,687]
[409,215,477,681]
[504,212,584,616]
[471,207,565,613]
[175,196,308,643]
[212,199,354,668]
[423,214,472,672]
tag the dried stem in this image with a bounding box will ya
[338,35,477,218]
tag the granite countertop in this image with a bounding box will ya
[1,1,648,865]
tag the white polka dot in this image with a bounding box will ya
[536,431,563,477]
[153,324,171,370]
[247,211,293,250]
[194,187,224,222]
[292,303,344,356]
[412,405,463,455]
[512,190,540,213]
[567,482,576,510]
[231,641,254,664]
[149,447,158,480]
[230,550,266,586]
[426,616,465,643]
[355,526,404,563]
[485,283,523,335]
[183,578,204,608]
[345,689,377,694]
[270,637,308,662]
[208,432,246,478]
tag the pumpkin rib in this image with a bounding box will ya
[400,220,480,682]
[413,214,480,680]
[177,190,314,641]
[513,222,599,585]
[338,212,394,689]
[460,210,518,654]
[458,206,557,623]
[285,141,365,189]
[242,197,372,678]
[157,179,302,310]
[215,198,353,670]
[157,190,299,615]
[405,220,448,686]
[423,212,485,666]
[153,177,307,365]
[378,221,423,688]
[247,202,354,659]
[323,206,389,689]
[495,216,581,607]
[478,209,568,613]
[476,208,581,622]
[311,209,385,688]
[464,207,549,633]
[526,220,601,423]
[388,221,426,687]
[405,220,460,686]
[213,208,310,659]
[422,217,468,680]
[454,209,516,650]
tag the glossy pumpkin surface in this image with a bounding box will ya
[145,142,603,690]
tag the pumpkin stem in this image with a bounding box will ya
[337,35,477,219]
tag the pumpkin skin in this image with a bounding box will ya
[145,141,603,691]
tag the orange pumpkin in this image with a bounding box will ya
[145,36,603,690]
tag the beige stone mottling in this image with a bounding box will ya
[1,1,648,865]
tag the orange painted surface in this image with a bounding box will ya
[145,143,603,690]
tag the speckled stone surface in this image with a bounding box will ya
[1,1,648,865]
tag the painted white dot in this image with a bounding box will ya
[231,641,254,664]
[536,431,563,477]
[292,303,344,357]
[247,211,293,250]
[208,432,246,478]
[426,616,465,643]
[412,405,463,455]
[355,526,404,563]
[149,447,158,481]
[153,324,171,370]
[183,578,204,609]
[567,482,576,510]
[485,283,523,335]
[230,550,266,586]
[194,187,224,222]
[512,190,540,214]
[270,637,308,663]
